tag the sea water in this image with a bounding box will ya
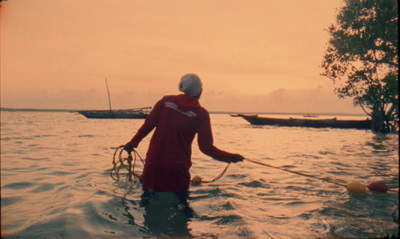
[1,111,398,238]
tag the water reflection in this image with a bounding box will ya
[122,190,194,238]
[120,196,136,226]
[368,133,398,153]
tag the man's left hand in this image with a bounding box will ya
[231,154,244,163]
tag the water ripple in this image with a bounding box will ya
[29,183,63,193]
[30,230,65,239]
[213,214,245,225]
[238,180,267,188]
[1,196,24,207]
[3,182,35,190]
[21,156,49,161]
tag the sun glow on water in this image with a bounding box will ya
[1,111,398,238]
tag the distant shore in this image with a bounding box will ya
[0,107,368,117]
[1,107,74,112]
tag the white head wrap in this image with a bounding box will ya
[178,74,202,97]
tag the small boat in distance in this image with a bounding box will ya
[303,113,318,118]
[78,107,151,119]
[231,114,372,130]
[77,78,151,119]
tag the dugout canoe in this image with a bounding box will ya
[78,107,151,119]
[231,114,372,130]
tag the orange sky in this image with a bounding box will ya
[1,0,363,114]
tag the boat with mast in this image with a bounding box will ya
[77,78,151,119]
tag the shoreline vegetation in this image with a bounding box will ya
[0,107,368,117]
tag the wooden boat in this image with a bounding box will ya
[231,114,372,130]
[303,113,318,118]
[78,107,151,119]
[77,78,151,119]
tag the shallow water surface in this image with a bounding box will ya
[1,111,398,238]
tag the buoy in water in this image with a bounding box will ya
[191,175,202,186]
[346,182,367,194]
[368,181,388,193]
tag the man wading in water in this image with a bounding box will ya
[124,73,244,194]
[124,74,244,236]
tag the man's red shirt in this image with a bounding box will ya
[130,94,233,193]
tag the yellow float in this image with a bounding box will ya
[346,182,367,193]
[191,175,202,186]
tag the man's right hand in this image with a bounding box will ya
[123,142,134,154]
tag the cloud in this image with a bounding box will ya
[202,86,363,114]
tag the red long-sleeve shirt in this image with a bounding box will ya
[130,94,234,193]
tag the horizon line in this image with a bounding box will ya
[0,107,368,117]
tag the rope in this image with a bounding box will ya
[110,145,143,182]
[198,162,231,184]
[245,158,398,193]
[110,145,230,185]
[110,149,397,193]
[245,158,346,187]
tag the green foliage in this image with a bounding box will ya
[321,0,398,132]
